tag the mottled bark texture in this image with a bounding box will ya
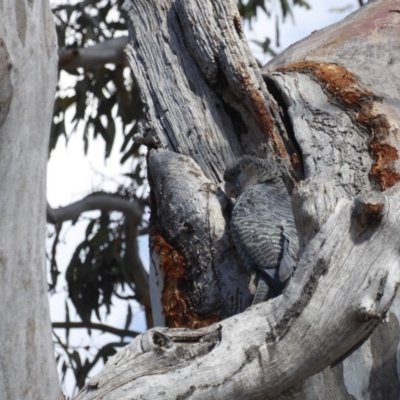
[76,0,400,399]
[0,1,60,399]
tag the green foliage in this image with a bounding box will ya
[50,10,146,388]
[53,0,126,48]
[66,210,126,322]
[48,160,147,396]
[51,0,144,159]
[64,187,148,324]
[238,0,310,22]
[54,327,128,393]
[238,0,310,52]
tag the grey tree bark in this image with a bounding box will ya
[76,0,400,399]
[0,1,61,399]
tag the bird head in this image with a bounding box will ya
[224,155,284,198]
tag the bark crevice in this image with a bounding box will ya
[263,75,303,178]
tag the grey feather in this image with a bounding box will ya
[224,155,298,304]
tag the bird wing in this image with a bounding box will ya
[230,185,282,285]
[279,222,298,282]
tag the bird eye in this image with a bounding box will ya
[226,170,236,181]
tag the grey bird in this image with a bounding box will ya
[224,155,298,304]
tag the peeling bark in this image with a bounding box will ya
[263,0,400,192]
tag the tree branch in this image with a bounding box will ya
[47,192,142,225]
[75,174,400,399]
[125,218,153,328]
[58,36,128,71]
[52,322,140,338]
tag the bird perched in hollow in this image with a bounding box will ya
[224,155,298,304]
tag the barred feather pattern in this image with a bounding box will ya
[225,156,298,304]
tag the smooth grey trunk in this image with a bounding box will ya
[0,1,60,399]
[76,0,400,399]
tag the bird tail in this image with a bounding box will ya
[251,268,284,305]
[252,276,270,305]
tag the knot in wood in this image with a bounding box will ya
[133,130,159,149]
[352,192,385,229]
[152,331,173,349]
[0,38,13,127]
[356,297,382,322]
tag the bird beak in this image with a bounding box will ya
[224,181,235,198]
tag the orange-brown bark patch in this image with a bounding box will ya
[357,113,391,137]
[277,61,400,190]
[151,227,219,329]
[291,152,301,172]
[278,62,374,110]
[235,65,287,159]
[370,143,400,190]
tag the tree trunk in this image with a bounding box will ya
[0,1,60,399]
[76,0,400,399]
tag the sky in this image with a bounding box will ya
[47,0,359,396]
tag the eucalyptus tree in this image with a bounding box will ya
[72,0,400,398]
[49,0,311,393]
